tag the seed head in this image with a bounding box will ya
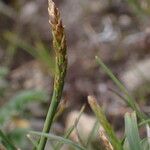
[48,0,64,44]
[48,0,67,97]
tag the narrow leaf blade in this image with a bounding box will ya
[125,112,142,150]
[30,131,86,150]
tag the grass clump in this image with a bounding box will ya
[88,96,150,150]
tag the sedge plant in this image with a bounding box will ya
[37,0,67,149]
[1,0,150,149]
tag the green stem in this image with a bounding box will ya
[37,56,66,150]
[37,93,57,149]
[37,50,66,150]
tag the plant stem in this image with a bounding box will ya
[37,91,62,150]
[37,0,67,149]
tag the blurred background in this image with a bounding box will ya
[0,0,150,149]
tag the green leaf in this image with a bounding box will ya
[88,96,122,150]
[95,56,145,121]
[125,112,142,150]
[30,131,86,150]
[139,119,150,127]
[0,129,17,150]
[0,90,48,125]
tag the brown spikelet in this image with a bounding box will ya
[48,0,67,94]
[48,0,66,49]
[99,130,114,150]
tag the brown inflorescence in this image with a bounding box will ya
[48,0,67,97]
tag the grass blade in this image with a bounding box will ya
[54,105,85,150]
[125,112,142,150]
[30,131,86,150]
[88,96,122,150]
[95,56,145,120]
[86,120,99,148]
[75,126,86,146]
[139,119,150,127]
